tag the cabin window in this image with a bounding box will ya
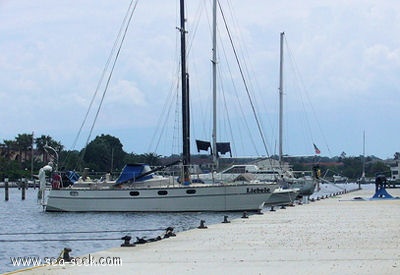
[186,189,196,194]
[158,190,168,196]
[70,191,79,196]
[224,166,246,174]
[129,191,140,196]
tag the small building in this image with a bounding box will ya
[388,160,400,181]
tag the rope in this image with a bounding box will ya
[0,237,121,243]
[0,227,175,243]
[0,227,168,236]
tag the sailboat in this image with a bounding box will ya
[273,32,317,197]
[198,32,316,203]
[42,0,278,212]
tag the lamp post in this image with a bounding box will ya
[44,143,59,172]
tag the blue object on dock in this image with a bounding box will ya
[372,188,394,199]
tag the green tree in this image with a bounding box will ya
[0,156,27,181]
[82,134,126,172]
[366,161,390,178]
[35,135,63,165]
[59,150,81,171]
[2,140,17,160]
[15,133,34,163]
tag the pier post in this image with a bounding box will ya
[21,178,26,200]
[5,178,9,201]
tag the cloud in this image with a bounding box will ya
[1,0,400,158]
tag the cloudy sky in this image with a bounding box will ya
[1,0,399,159]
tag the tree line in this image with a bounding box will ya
[0,133,163,181]
[0,132,395,181]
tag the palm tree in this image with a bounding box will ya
[15,133,33,163]
[2,140,17,159]
[35,135,63,165]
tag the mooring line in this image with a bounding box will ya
[0,237,123,243]
[0,227,167,236]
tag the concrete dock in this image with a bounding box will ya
[10,186,400,275]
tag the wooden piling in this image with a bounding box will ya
[5,178,9,201]
[21,178,26,200]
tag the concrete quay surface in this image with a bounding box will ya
[12,186,400,275]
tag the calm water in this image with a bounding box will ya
[0,188,243,273]
[0,183,362,273]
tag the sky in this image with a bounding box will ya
[0,0,399,160]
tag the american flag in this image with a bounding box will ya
[313,143,321,154]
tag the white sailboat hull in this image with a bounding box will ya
[264,188,299,207]
[45,183,278,212]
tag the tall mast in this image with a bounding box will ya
[180,0,190,182]
[212,0,218,169]
[278,32,284,164]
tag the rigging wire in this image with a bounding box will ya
[224,2,276,156]
[196,1,214,142]
[80,1,139,166]
[218,35,259,156]
[149,1,207,156]
[217,1,267,157]
[218,2,270,158]
[186,2,207,148]
[146,21,181,155]
[61,0,139,170]
[284,35,332,157]
[147,71,180,154]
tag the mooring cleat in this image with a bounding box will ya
[198,220,208,229]
[121,235,135,247]
[222,215,230,223]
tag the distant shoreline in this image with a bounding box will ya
[0,182,39,188]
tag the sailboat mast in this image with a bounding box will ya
[278,32,284,163]
[212,0,218,169]
[180,0,190,182]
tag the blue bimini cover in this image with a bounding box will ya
[116,164,151,184]
[66,171,80,184]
